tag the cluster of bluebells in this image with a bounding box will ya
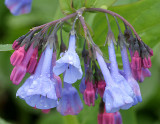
[9,11,153,124]
[5,0,33,16]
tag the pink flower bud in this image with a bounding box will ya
[12,40,20,50]
[130,51,142,70]
[10,45,26,66]
[84,81,95,106]
[97,80,106,98]
[27,47,38,74]
[142,57,152,68]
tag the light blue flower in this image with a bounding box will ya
[96,51,134,113]
[16,44,58,109]
[108,40,135,101]
[5,0,32,16]
[53,34,83,84]
[121,43,142,105]
[57,82,83,115]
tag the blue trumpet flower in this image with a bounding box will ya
[53,33,83,84]
[108,40,135,101]
[5,0,32,16]
[57,82,83,115]
[16,44,58,109]
[121,43,142,105]
[96,51,134,113]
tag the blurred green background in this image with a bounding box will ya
[0,0,160,124]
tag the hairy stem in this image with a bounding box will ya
[31,8,141,42]
[31,13,77,30]
[78,12,92,57]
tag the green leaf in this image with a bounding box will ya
[63,116,80,124]
[59,0,74,15]
[113,0,138,6]
[36,111,64,124]
[95,0,117,9]
[82,0,97,8]
[92,0,160,47]
[120,108,138,124]
[0,44,13,51]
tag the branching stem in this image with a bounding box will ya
[31,7,141,42]
[31,13,77,30]
[85,8,141,41]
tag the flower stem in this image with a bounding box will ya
[31,13,77,31]
[77,11,92,57]
[31,7,141,42]
[85,8,141,41]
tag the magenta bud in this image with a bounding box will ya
[12,40,20,50]
[10,45,26,66]
[84,81,95,106]
[149,49,153,56]
[98,112,115,124]
[27,47,38,74]
[98,106,122,124]
[10,43,36,85]
[130,51,142,70]
[97,80,106,98]
[10,64,26,85]
[142,57,152,68]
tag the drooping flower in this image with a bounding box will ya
[5,0,32,16]
[16,44,58,109]
[96,50,134,113]
[121,43,142,105]
[57,82,83,115]
[53,33,83,84]
[108,40,135,101]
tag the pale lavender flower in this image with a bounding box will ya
[108,40,135,101]
[16,44,58,109]
[96,51,134,113]
[57,82,83,115]
[5,0,32,16]
[121,43,142,105]
[53,34,83,84]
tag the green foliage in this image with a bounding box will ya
[95,0,116,9]
[0,0,160,124]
